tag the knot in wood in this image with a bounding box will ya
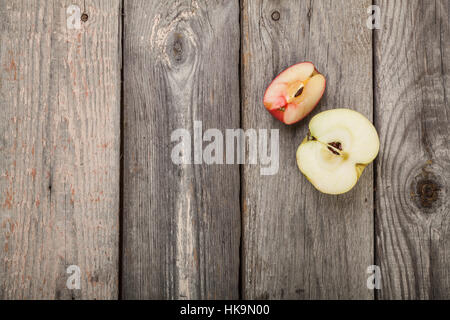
[167,33,189,66]
[409,163,446,213]
[173,38,183,62]
[416,179,440,208]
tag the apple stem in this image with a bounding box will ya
[307,132,317,141]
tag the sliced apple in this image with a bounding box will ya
[263,62,326,125]
[296,109,380,195]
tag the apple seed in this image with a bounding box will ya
[327,147,340,155]
[294,85,304,97]
[328,141,342,151]
[327,142,343,155]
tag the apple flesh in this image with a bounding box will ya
[263,62,326,125]
[296,109,380,195]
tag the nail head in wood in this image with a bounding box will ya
[81,13,89,22]
[271,11,280,21]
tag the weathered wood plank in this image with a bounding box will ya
[0,0,121,299]
[122,0,241,299]
[242,0,374,299]
[375,0,450,299]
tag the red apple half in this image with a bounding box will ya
[263,62,326,125]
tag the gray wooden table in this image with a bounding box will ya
[0,0,448,300]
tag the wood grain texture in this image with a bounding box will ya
[242,0,374,299]
[0,0,121,299]
[375,0,450,299]
[122,0,241,299]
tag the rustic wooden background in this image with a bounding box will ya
[0,0,448,300]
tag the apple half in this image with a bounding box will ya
[296,109,380,195]
[263,62,326,125]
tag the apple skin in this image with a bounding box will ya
[263,62,326,125]
[269,108,285,123]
